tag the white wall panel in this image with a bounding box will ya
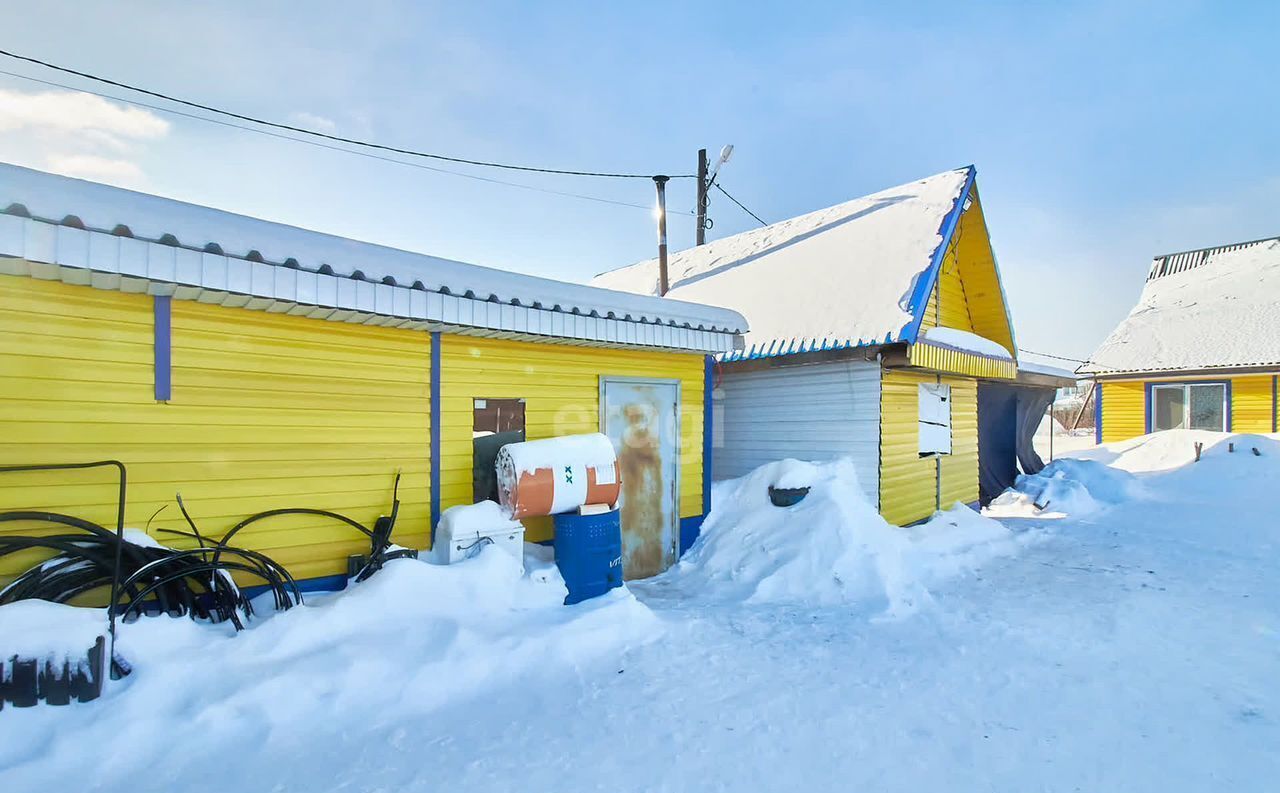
[713,359,880,504]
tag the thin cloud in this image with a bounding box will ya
[289,111,338,133]
[0,87,170,189]
[0,88,170,141]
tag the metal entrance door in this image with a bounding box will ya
[600,377,680,580]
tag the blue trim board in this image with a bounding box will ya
[702,355,713,517]
[903,165,977,345]
[240,572,349,601]
[1143,379,1232,433]
[153,294,172,401]
[430,331,442,539]
[1094,383,1103,445]
[679,515,704,555]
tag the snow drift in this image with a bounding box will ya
[984,458,1143,519]
[1071,429,1278,473]
[674,458,1036,616]
[0,547,660,773]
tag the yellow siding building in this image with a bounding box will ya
[0,162,745,589]
[1085,237,1280,442]
[596,166,1062,527]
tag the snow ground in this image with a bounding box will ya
[3,431,1279,792]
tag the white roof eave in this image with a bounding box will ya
[0,214,742,354]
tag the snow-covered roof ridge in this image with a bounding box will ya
[0,161,746,335]
[592,167,974,353]
[1082,237,1280,375]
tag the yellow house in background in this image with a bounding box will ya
[595,166,1064,526]
[1080,236,1280,443]
[0,162,746,588]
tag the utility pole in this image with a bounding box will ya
[653,175,670,295]
[695,148,709,246]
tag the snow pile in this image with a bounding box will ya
[0,599,106,660]
[0,547,658,771]
[985,458,1143,519]
[675,458,1035,616]
[1068,429,1275,473]
[920,326,1013,359]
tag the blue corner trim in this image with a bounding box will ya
[430,332,442,537]
[153,294,172,401]
[679,515,705,555]
[1094,382,1103,444]
[1144,379,1232,433]
[903,165,977,345]
[702,355,713,517]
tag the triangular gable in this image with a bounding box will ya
[902,175,1016,356]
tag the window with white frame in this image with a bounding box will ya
[918,382,952,456]
[1151,383,1226,432]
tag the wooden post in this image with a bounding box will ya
[695,148,709,247]
[653,175,670,295]
[1194,442,1203,462]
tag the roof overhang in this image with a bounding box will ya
[0,213,743,354]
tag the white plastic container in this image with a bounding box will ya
[428,501,525,568]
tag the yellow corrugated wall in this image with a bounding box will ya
[1099,381,1146,443]
[0,275,431,584]
[438,335,704,542]
[908,343,1018,379]
[951,189,1015,354]
[939,377,979,507]
[1232,376,1273,433]
[879,370,936,525]
[923,251,975,332]
[879,370,978,525]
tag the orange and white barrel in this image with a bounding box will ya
[496,433,621,519]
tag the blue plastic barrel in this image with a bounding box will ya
[552,509,623,605]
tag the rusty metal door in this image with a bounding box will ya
[600,377,679,580]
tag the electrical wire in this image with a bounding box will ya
[715,183,768,227]
[0,48,694,180]
[1019,348,1088,365]
[0,68,697,217]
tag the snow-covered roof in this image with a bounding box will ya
[592,167,974,355]
[0,162,747,353]
[1081,237,1280,375]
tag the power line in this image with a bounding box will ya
[0,68,696,217]
[715,183,767,227]
[0,48,694,180]
[1020,348,1087,364]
